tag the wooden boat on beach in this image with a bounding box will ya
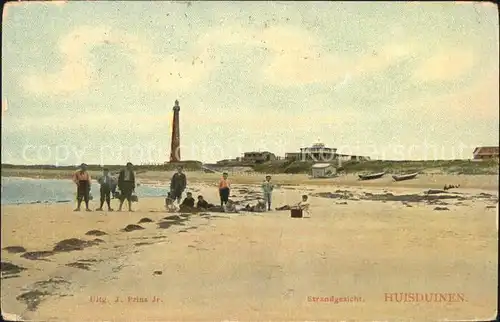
[392,172,419,182]
[358,171,385,181]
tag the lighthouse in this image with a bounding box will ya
[169,100,181,162]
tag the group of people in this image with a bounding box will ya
[166,166,311,216]
[72,163,311,216]
[72,162,137,212]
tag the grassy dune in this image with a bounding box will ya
[253,159,499,175]
[1,159,498,179]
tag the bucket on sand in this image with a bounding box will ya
[291,208,303,218]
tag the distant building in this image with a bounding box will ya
[473,146,499,160]
[285,142,370,162]
[285,142,337,162]
[285,152,302,161]
[336,154,352,162]
[300,143,337,161]
[241,151,276,163]
[311,163,336,178]
[216,158,238,165]
[337,154,371,162]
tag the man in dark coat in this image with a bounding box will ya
[118,162,136,212]
[170,166,187,204]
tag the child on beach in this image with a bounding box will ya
[165,192,179,212]
[219,172,231,210]
[196,195,214,210]
[243,198,267,212]
[276,195,311,217]
[180,192,196,212]
[297,195,311,217]
[96,168,114,211]
[261,175,274,211]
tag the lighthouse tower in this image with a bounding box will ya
[169,100,181,162]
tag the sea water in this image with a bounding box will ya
[1,177,169,205]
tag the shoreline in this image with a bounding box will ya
[2,171,499,189]
[2,173,498,206]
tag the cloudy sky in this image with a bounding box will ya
[2,1,498,165]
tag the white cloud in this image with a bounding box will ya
[20,24,426,96]
[256,26,420,86]
[21,25,216,96]
[21,26,110,95]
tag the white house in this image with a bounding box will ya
[311,163,336,178]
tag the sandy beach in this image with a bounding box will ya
[3,1,499,320]
[1,173,498,321]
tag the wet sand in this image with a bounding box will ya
[1,175,498,321]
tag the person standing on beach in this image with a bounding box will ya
[117,162,136,212]
[261,175,274,211]
[96,168,113,211]
[110,174,118,198]
[170,166,187,204]
[219,172,231,209]
[72,163,92,212]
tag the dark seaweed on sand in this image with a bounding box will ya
[16,290,50,311]
[314,191,471,203]
[66,262,92,270]
[85,230,107,236]
[21,251,56,260]
[3,246,27,253]
[157,216,189,229]
[163,215,182,220]
[121,224,145,232]
[53,238,96,252]
[1,261,27,275]
[134,242,154,246]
